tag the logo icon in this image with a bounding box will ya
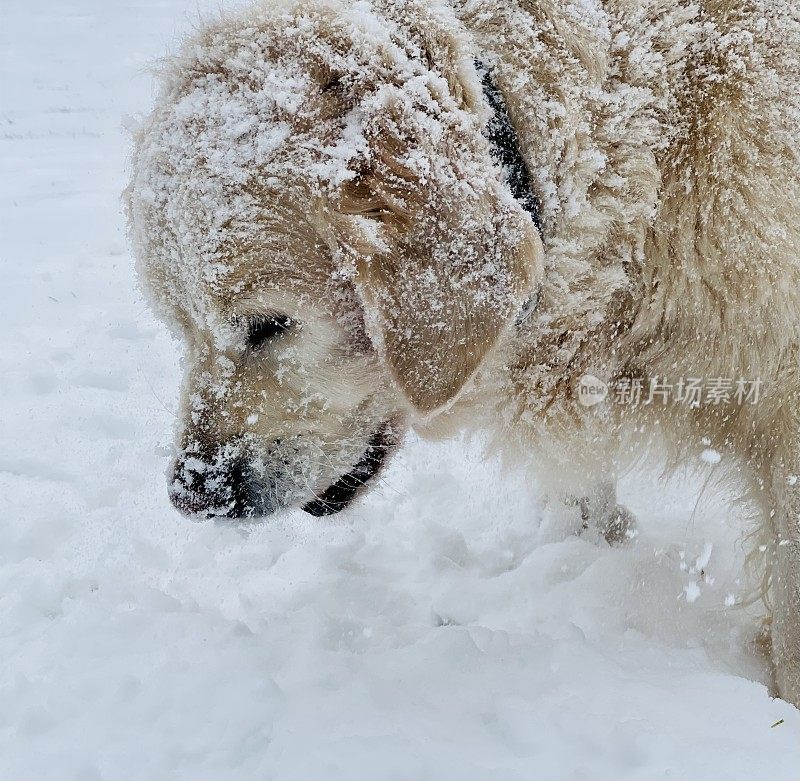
[577,374,608,407]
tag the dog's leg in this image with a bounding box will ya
[768,456,800,708]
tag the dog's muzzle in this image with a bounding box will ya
[169,455,276,519]
[169,422,397,520]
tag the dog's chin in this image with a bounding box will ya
[302,422,397,517]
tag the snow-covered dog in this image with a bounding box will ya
[127,0,800,707]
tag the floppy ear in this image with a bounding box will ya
[328,80,544,415]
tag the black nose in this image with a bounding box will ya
[169,457,251,518]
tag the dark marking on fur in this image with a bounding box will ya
[477,60,543,238]
[302,422,396,517]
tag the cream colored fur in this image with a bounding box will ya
[127,0,800,708]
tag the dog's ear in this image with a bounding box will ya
[326,80,544,415]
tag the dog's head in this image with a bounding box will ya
[127,2,543,518]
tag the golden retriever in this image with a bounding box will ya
[126,0,800,707]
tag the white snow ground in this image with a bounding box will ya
[1,1,799,778]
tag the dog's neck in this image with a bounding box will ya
[459,0,679,377]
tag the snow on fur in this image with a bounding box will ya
[2,0,799,777]
[126,0,800,711]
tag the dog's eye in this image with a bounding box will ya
[246,315,293,349]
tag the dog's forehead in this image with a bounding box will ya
[128,21,355,342]
[152,239,338,337]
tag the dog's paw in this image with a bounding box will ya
[578,499,638,546]
[598,503,638,546]
[547,487,638,546]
